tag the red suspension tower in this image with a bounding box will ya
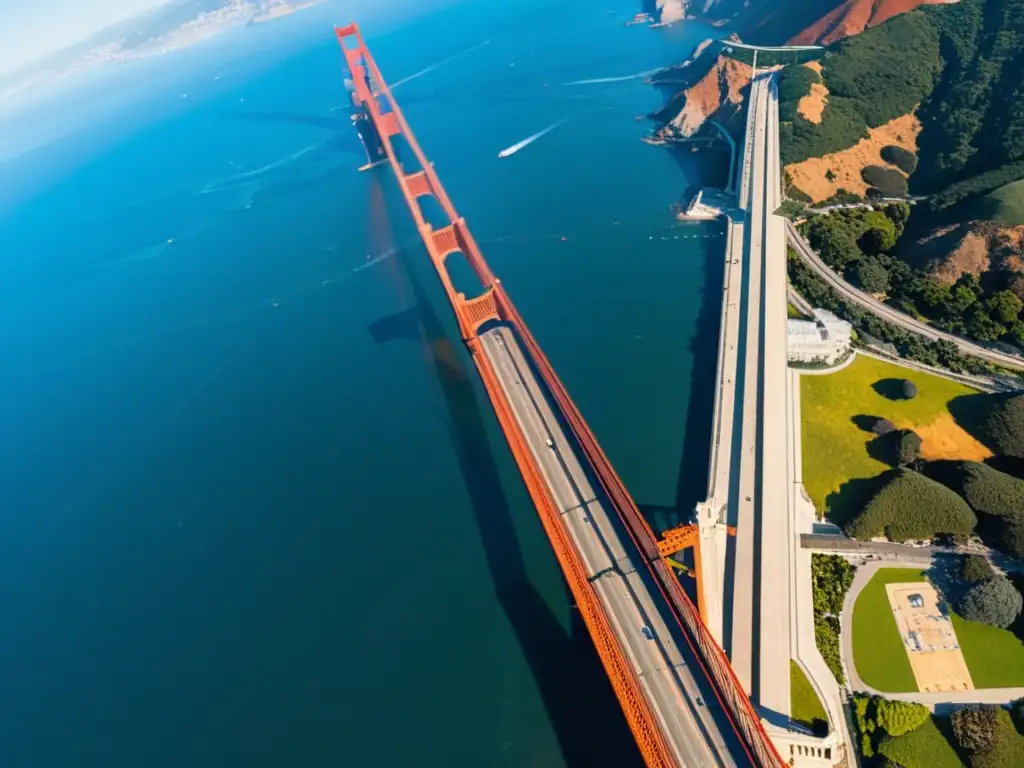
[334,22,785,768]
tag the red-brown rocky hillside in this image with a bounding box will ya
[788,0,950,45]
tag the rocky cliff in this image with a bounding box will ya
[655,50,752,140]
[694,0,938,46]
[788,0,946,45]
[656,0,687,23]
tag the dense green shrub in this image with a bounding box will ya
[811,554,855,615]
[824,12,941,126]
[878,715,963,768]
[778,65,820,123]
[881,145,919,175]
[781,97,870,165]
[804,208,897,267]
[847,469,976,541]
[961,554,994,583]
[814,615,844,684]
[861,166,909,197]
[939,461,1024,558]
[857,694,933,760]
[968,708,1024,768]
[875,699,930,737]
[855,257,890,293]
[987,291,1023,326]
[916,0,1024,194]
[859,225,897,255]
[952,705,1001,752]
[811,554,854,684]
[981,394,1024,458]
[959,577,1023,628]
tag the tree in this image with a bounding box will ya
[862,165,909,197]
[897,430,922,465]
[939,461,1024,558]
[883,202,911,234]
[873,417,897,435]
[901,379,918,399]
[951,282,980,314]
[962,554,994,583]
[952,705,1000,752]
[986,290,1024,325]
[811,554,856,616]
[818,229,863,271]
[1008,321,1024,349]
[860,225,898,255]
[874,699,929,737]
[920,280,953,315]
[856,257,891,293]
[966,304,1007,342]
[880,146,918,175]
[959,576,1023,628]
[955,273,985,299]
[970,708,1024,768]
[847,469,976,541]
[981,394,1024,458]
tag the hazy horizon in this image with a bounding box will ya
[0,0,171,77]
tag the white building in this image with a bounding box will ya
[787,309,853,366]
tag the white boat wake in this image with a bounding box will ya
[497,117,571,159]
[197,142,325,194]
[563,67,662,86]
[391,39,492,89]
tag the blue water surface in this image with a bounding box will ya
[0,1,727,765]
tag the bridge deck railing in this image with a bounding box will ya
[335,21,785,768]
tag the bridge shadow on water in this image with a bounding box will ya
[368,250,643,767]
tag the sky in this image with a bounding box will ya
[0,0,169,76]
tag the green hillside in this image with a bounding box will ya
[974,179,1024,226]
[779,0,1024,214]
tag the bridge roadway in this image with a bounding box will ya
[701,71,792,718]
[479,325,742,768]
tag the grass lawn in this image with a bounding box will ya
[852,568,1024,692]
[800,354,982,523]
[877,715,964,768]
[851,568,924,692]
[790,660,828,733]
[951,613,1024,688]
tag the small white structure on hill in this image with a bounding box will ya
[788,309,852,366]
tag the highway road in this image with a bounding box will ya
[728,71,768,694]
[721,71,792,716]
[753,73,792,718]
[786,221,1024,371]
[699,50,764,655]
[479,325,743,767]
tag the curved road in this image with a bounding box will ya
[785,220,1024,372]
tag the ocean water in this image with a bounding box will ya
[0,1,726,765]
